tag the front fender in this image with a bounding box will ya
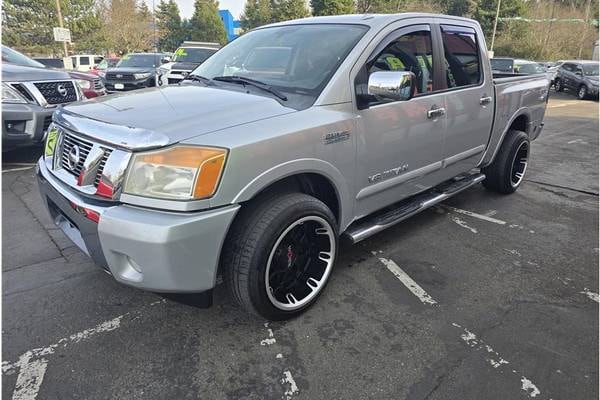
[232,158,353,231]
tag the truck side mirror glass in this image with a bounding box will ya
[368,71,416,102]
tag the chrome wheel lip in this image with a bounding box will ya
[510,141,529,188]
[579,87,587,99]
[265,215,335,311]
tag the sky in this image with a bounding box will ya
[143,0,246,20]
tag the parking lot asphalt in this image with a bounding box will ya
[2,92,598,400]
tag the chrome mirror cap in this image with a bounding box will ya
[368,71,416,102]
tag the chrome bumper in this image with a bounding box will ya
[37,158,240,292]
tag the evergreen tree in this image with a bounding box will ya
[240,0,272,31]
[474,0,527,37]
[271,0,310,22]
[156,0,184,51]
[311,0,355,16]
[188,0,228,44]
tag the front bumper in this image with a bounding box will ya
[2,103,54,148]
[37,158,240,292]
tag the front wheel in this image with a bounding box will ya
[578,85,588,100]
[222,192,338,320]
[554,79,563,92]
[482,130,530,194]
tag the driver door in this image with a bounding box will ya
[353,24,446,219]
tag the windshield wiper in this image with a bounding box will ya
[183,74,215,86]
[212,75,287,101]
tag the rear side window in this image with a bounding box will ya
[441,25,481,88]
[80,57,90,66]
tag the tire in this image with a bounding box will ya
[222,192,338,320]
[554,79,563,92]
[578,85,588,100]
[482,130,530,194]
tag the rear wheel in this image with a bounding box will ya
[222,192,338,320]
[482,130,529,194]
[578,85,588,100]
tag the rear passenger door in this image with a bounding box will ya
[438,24,494,175]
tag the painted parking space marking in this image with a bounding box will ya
[450,215,478,233]
[452,323,542,398]
[377,257,438,305]
[441,205,507,225]
[259,323,299,399]
[2,166,35,173]
[580,288,599,303]
[2,299,166,400]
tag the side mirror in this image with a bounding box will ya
[161,57,170,64]
[368,71,416,102]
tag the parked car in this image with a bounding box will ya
[91,57,120,78]
[2,46,82,150]
[491,57,547,74]
[103,53,168,92]
[158,42,220,85]
[34,57,65,69]
[38,14,549,320]
[67,70,106,98]
[554,60,599,99]
[71,54,104,72]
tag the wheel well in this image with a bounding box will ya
[245,173,340,223]
[509,114,529,134]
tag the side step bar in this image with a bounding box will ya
[344,173,485,243]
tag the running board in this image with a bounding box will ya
[344,173,485,243]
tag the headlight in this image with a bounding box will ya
[133,72,152,80]
[2,83,28,104]
[75,79,92,90]
[124,146,227,200]
[158,67,169,75]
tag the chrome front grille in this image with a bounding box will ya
[60,132,112,187]
[93,79,104,90]
[33,81,78,104]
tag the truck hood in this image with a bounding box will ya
[2,63,71,82]
[60,84,296,147]
[106,67,156,74]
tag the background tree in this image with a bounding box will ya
[311,0,355,16]
[188,0,228,44]
[240,0,272,30]
[156,0,184,51]
[271,0,310,22]
[98,0,154,54]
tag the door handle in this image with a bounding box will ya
[479,96,492,105]
[427,107,446,119]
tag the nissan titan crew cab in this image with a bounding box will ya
[38,14,549,320]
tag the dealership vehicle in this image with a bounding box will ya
[103,53,168,91]
[158,42,220,85]
[34,57,66,69]
[38,14,549,320]
[2,46,82,150]
[554,60,599,99]
[71,54,104,72]
[67,70,107,98]
[90,57,120,78]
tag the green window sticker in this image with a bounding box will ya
[45,128,58,156]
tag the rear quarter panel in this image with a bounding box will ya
[480,75,549,166]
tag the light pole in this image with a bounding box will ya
[55,0,69,57]
[490,0,502,52]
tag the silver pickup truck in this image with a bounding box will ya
[37,14,549,320]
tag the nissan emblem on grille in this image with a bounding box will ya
[67,145,81,170]
[56,84,68,97]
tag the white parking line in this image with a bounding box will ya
[377,257,438,305]
[580,288,599,303]
[441,206,507,225]
[3,166,35,173]
[450,215,478,233]
[452,323,542,398]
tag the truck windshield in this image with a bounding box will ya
[173,48,217,63]
[583,64,599,76]
[117,54,160,68]
[192,24,368,95]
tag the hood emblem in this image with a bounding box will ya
[67,145,81,170]
[56,84,68,97]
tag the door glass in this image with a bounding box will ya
[441,25,481,88]
[80,57,90,66]
[368,30,434,96]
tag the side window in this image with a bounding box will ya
[441,25,481,88]
[368,29,434,95]
[562,63,573,72]
[80,57,90,66]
